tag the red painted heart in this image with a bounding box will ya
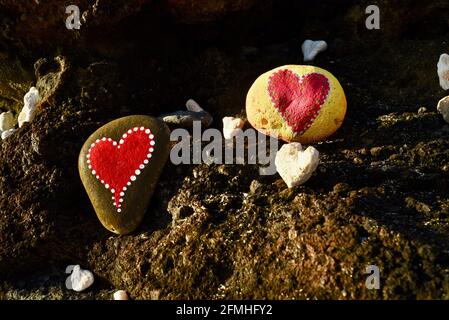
[86,127,155,212]
[268,69,330,135]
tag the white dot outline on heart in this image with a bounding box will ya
[86,126,155,213]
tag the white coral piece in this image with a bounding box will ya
[0,112,16,131]
[66,265,94,292]
[301,40,328,62]
[222,116,245,139]
[1,128,16,140]
[275,142,319,188]
[18,87,40,127]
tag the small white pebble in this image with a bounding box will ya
[185,99,204,112]
[18,87,40,127]
[275,142,320,188]
[222,117,245,139]
[301,39,328,62]
[113,290,129,300]
[437,54,449,90]
[65,265,94,292]
[1,128,16,140]
[437,96,449,123]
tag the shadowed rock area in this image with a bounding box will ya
[0,1,449,299]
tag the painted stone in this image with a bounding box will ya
[79,115,171,234]
[246,65,347,144]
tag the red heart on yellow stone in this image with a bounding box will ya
[268,69,330,135]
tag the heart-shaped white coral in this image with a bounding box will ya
[275,142,319,188]
[302,40,328,62]
[437,54,449,90]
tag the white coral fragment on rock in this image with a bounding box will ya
[0,112,16,131]
[437,54,449,90]
[275,142,319,188]
[222,116,245,139]
[437,96,449,123]
[65,265,94,292]
[301,39,328,62]
[18,87,40,127]
[1,128,16,140]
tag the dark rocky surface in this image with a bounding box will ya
[0,1,449,299]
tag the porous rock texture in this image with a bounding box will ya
[1,0,449,299]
